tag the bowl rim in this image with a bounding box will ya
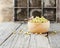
[28,21,50,24]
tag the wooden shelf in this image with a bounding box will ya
[29,7,41,8]
[14,7,41,8]
[14,0,57,22]
[14,7,27,8]
[44,7,56,9]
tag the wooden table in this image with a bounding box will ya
[0,22,60,48]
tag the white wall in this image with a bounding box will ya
[0,0,14,22]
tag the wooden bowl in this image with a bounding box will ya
[28,21,50,34]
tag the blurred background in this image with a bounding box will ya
[0,0,60,23]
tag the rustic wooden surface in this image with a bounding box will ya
[0,22,60,48]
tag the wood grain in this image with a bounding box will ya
[0,22,21,45]
[0,23,50,48]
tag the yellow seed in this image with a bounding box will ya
[25,32,31,35]
[29,16,48,23]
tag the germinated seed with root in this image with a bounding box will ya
[19,30,23,32]
[13,31,16,34]
[53,31,56,34]
[18,30,23,34]
[51,31,57,35]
